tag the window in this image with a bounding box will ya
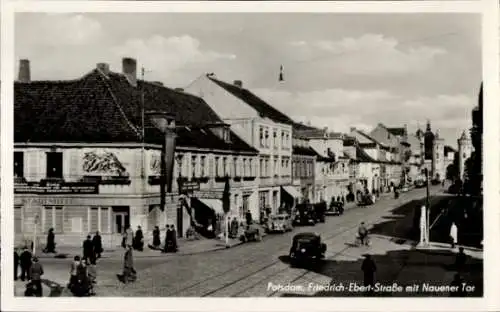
[242,158,247,177]
[259,127,264,147]
[260,159,264,176]
[273,130,278,148]
[274,159,278,177]
[249,159,253,176]
[191,156,197,177]
[281,132,285,147]
[265,129,270,147]
[234,157,238,177]
[215,156,220,177]
[46,152,63,179]
[223,157,228,176]
[14,151,24,178]
[234,193,239,208]
[176,154,184,177]
[200,156,206,177]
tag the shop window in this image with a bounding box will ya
[46,152,63,179]
[14,152,24,178]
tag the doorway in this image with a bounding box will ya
[112,206,130,234]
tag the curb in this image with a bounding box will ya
[36,240,245,260]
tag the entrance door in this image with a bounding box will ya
[113,213,130,233]
[177,207,183,238]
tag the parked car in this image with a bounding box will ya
[326,201,344,216]
[293,203,316,226]
[430,179,441,185]
[313,202,327,223]
[288,232,327,266]
[267,214,293,233]
[414,179,426,188]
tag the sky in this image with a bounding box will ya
[15,13,482,148]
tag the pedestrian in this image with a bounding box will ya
[87,258,97,287]
[245,211,252,226]
[455,247,466,272]
[230,217,239,239]
[134,226,144,251]
[361,254,376,295]
[152,226,161,249]
[171,225,178,252]
[92,231,103,259]
[29,256,44,297]
[43,228,56,253]
[449,273,466,297]
[122,245,136,284]
[358,222,369,246]
[83,235,94,263]
[20,246,32,281]
[162,224,171,253]
[14,248,19,281]
[69,255,80,289]
[125,225,134,248]
[450,222,458,249]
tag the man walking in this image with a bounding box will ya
[20,246,32,281]
[450,222,458,249]
[358,222,369,246]
[29,256,44,297]
[361,254,376,295]
[83,235,94,263]
[92,231,103,259]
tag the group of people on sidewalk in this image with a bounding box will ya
[14,247,45,297]
[149,225,178,253]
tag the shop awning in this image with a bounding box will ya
[282,186,302,199]
[197,198,225,215]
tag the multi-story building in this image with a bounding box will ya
[13,58,259,246]
[405,132,424,181]
[370,123,411,186]
[185,75,295,219]
[349,128,402,192]
[290,134,317,205]
[295,126,350,204]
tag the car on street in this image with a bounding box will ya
[267,214,293,233]
[326,200,344,216]
[240,223,263,242]
[313,202,327,223]
[293,203,316,226]
[288,232,327,267]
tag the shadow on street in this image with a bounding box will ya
[277,249,483,297]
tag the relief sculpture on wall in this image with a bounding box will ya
[83,151,129,176]
[150,154,161,176]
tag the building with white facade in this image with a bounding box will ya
[185,75,295,220]
[348,128,402,192]
[295,126,350,204]
[14,59,259,246]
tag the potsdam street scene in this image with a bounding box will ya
[11,13,483,297]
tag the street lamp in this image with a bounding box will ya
[146,110,177,215]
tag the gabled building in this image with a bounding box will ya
[290,133,318,206]
[349,128,402,192]
[185,75,295,220]
[370,123,411,184]
[295,125,350,204]
[14,58,259,245]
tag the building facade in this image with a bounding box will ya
[185,75,295,219]
[14,58,258,246]
[291,135,317,204]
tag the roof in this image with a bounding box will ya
[208,76,295,125]
[387,127,406,137]
[444,145,457,154]
[293,232,320,240]
[293,145,320,157]
[15,69,257,153]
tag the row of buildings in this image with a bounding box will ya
[12,58,470,243]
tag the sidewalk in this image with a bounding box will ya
[35,237,243,260]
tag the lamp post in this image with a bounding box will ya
[146,111,176,224]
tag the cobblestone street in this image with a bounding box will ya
[16,186,482,298]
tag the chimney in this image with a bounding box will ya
[233,80,242,87]
[18,59,31,83]
[96,63,110,75]
[122,57,137,87]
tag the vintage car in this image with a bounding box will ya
[357,193,374,206]
[240,223,263,242]
[289,232,327,266]
[313,202,327,223]
[267,214,293,233]
[326,200,344,216]
[293,204,316,226]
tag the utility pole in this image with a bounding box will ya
[425,168,431,244]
